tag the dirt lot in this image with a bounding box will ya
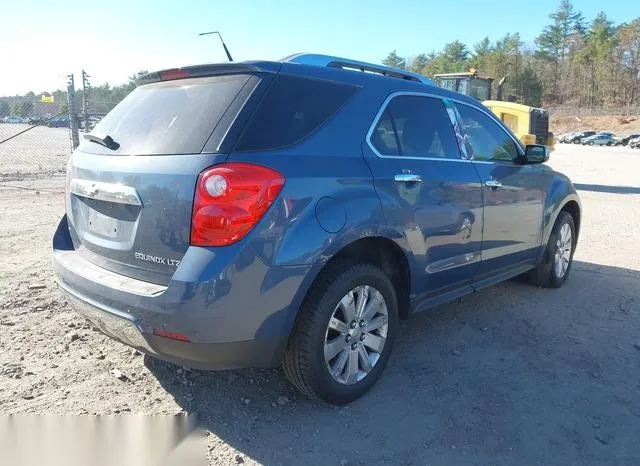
[1,143,639,465]
[0,123,69,180]
[551,114,640,135]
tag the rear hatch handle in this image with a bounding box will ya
[69,179,142,206]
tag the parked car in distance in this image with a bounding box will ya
[27,116,49,126]
[629,136,640,149]
[565,131,595,143]
[557,132,572,143]
[52,53,582,404]
[46,117,70,128]
[582,133,616,146]
[80,116,104,131]
[3,116,25,124]
[614,133,640,146]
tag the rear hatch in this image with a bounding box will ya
[66,70,263,285]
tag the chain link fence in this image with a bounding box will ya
[0,88,121,183]
[0,94,73,182]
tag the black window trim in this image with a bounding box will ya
[365,91,525,165]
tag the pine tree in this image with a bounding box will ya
[382,50,406,69]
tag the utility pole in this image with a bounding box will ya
[198,31,233,61]
[67,73,80,149]
[81,70,90,132]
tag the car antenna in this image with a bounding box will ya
[198,31,233,62]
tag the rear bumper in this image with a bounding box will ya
[52,215,310,370]
[58,283,285,370]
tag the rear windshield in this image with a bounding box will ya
[234,74,357,151]
[79,75,252,155]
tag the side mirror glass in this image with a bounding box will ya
[525,144,549,164]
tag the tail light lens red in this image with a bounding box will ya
[190,163,285,247]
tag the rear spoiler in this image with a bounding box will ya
[136,61,282,86]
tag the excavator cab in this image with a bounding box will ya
[434,70,554,151]
[434,70,495,101]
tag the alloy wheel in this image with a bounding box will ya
[323,285,388,385]
[554,223,572,278]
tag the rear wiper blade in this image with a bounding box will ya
[83,133,120,151]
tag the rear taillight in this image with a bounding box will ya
[190,163,285,247]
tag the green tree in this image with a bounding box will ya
[382,50,406,69]
[536,0,584,61]
[409,53,430,74]
[575,12,617,106]
[443,40,470,66]
[470,37,493,69]
[0,100,10,117]
[518,64,543,106]
[616,18,640,112]
[12,100,34,118]
[535,0,584,101]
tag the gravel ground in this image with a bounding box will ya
[0,143,639,465]
[0,123,70,180]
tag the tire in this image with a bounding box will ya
[529,211,576,288]
[283,262,399,404]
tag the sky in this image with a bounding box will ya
[0,0,633,96]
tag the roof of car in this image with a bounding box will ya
[281,53,433,85]
[137,53,482,108]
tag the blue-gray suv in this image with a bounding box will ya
[53,54,581,404]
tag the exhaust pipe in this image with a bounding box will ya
[496,76,507,101]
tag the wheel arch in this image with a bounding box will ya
[560,199,581,239]
[539,181,581,263]
[280,235,414,345]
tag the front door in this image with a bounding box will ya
[364,93,484,306]
[454,102,544,282]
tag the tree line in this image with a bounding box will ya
[0,71,147,118]
[382,0,640,111]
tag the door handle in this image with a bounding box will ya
[484,179,502,189]
[394,174,422,183]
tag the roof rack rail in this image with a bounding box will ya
[281,53,433,85]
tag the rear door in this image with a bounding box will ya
[66,73,261,285]
[363,93,484,305]
[454,102,545,282]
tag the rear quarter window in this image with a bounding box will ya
[234,74,357,151]
[79,75,253,156]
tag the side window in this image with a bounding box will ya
[455,104,521,162]
[370,108,400,156]
[235,74,357,151]
[369,95,461,160]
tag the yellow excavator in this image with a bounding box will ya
[434,69,554,151]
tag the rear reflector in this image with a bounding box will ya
[153,329,191,342]
[190,163,285,247]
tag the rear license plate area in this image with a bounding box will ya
[87,209,118,238]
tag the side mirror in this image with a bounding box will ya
[524,144,549,164]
